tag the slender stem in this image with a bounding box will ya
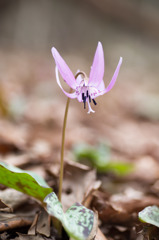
[58,88,72,202]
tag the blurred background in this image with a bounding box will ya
[1,2,159,238]
[0,0,159,82]
[0,0,159,161]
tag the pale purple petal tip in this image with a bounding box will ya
[105,57,122,93]
[51,47,77,89]
[55,67,77,99]
[89,42,104,87]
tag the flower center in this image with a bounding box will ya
[75,72,98,113]
[81,88,97,109]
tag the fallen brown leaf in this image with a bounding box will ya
[62,160,96,210]
[93,188,159,225]
[0,189,29,212]
[95,228,108,240]
[0,213,32,232]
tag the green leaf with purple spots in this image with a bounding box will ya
[139,205,159,227]
[44,192,96,240]
[44,192,64,221]
[0,162,52,202]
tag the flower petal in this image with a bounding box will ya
[51,47,77,89]
[55,67,77,99]
[97,79,105,91]
[90,57,123,99]
[77,94,83,102]
[88,42,104,87]
[104,57,122,93]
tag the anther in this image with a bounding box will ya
[82,93,84,101]
[89,95,91,103]
[92,99,97,105]
[86,90,89,98]
[83,96,86,109]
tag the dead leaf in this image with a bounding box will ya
[28,209,50,237]
[62,160,96,211]
[82,181,101,208]
[95,228,108,240]
[0,213,32,231]
[0,199,11,212]
[36,209,50,237]
[28,213,39,235]
[93,188,159,225]
[0,140,22,155]
[129,156,159,182]
[17,233,46,240]
[0,189,29,211]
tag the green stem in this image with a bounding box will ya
[58,88,72,202]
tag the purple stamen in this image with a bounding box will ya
[82,93,84,101]
[83,96,86,109]
[86,90,89,98]
[92,99,97,105]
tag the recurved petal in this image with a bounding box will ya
[55,67,77,99]
[97,79,105,91]
[88,42,104,87]
[51,47,77,89]
[91,57,122,99]
[104,57,122,93]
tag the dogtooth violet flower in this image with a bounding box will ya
[52,42,122,114]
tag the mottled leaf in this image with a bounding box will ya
[44,192,96,240]
[44,192,64,221]
[139,205,159,227]
[64,203,94,240]
[0,162,52,202]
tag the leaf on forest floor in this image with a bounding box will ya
[0,189,29,212]
[62,159,97,211]
[17,233,46,240]
[94,228,108,240]
[93,188,159,225]
[35,209,50,237]
[0,162,52,202]
[73,143,133,175]
[0,199,10,212]
[139,205,159,227]
[28,209,50,237]
[44,192,97,240]
[47,159,101,211]
[129,156,159,182]
[0,140,23,155]
[0,212,33,232]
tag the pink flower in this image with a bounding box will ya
[51,42,122,114]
